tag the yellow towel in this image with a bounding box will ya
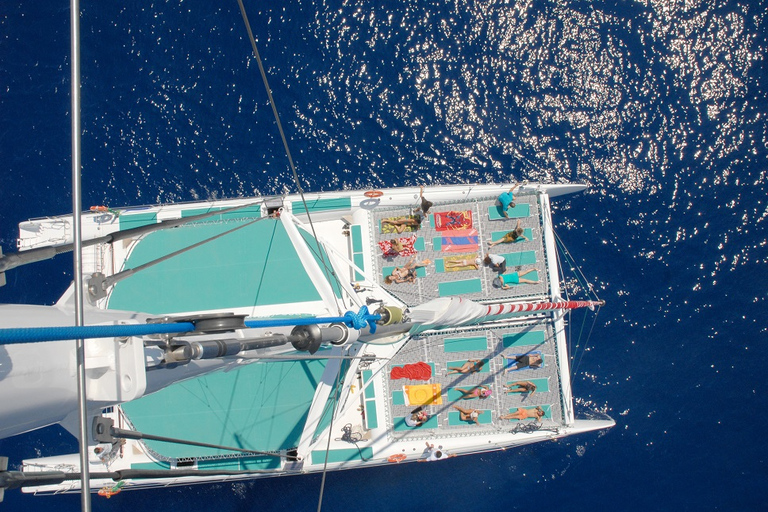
[443,253,479,272]
[380,215,420,234]
[403,384,443,406]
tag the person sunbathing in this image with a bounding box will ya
[384,258,431,284]
[498,268,539,289]
[501,353,543,372]
[446,359,485,375]
[404,407,430,427]
[382,216,421,233]
[454,385,492,400]
[444,257,480,269]
[488,219,528,247]
[504,381,537,396]
[500,406,545,422]
[452,405,483,425]
[390,238,405,253]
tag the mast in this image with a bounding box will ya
[69,0,91,507]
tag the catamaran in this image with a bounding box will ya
[0,1,612,501]
[0,183,612,497]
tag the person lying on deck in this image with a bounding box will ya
[501,353,543,372]
[381,216,422,233]
[404,406,430,427]
[454,385,492,400]
[390,238,405,254]
[446,359,486,375]
[498,268,539,289]
[384,258,431,284]
[488,219,528,247]
[504,381,537,396]
[500,406,545,422]
[452,405,483,425]
[444,257,481,270]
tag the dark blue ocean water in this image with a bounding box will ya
[1,1,767,510]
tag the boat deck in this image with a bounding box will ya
[367,191,548,307]
[364,317,565,444]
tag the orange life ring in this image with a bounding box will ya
[364,190,384,198]
[90,205,109,212]
[387,453,407,463]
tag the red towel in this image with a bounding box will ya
[434,210,473,231]
[377,235,417,257]
[390,362,432,380]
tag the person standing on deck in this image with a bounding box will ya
[413,185,434,218]
[418,442,456,462]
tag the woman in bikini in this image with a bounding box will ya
[381,216,422,234]
[454,385,492,400]
[446,359,485,375]
[501,353,543,372]
[384,258,431,284]
[390,238,405,254]
[444,257,480,269]
[500,406,546,422]
[452,405,483,425]
[488,219,528,247]
[504,381,537,396]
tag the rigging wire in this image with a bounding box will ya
[553,229,600,302]
[572,306,601,378]
[236,0,344,315]
[551,226,603,378]
[554,242,574,365]
[315,349,346,512]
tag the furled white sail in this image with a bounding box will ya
[410,297,603,333]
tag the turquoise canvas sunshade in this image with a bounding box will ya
[107,218,341,314]
[121,359,328,462]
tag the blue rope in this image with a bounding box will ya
[0,322,195,345]
[243,306,380,333]
[0,307,381,345]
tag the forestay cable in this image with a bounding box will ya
[236,0,343,314]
